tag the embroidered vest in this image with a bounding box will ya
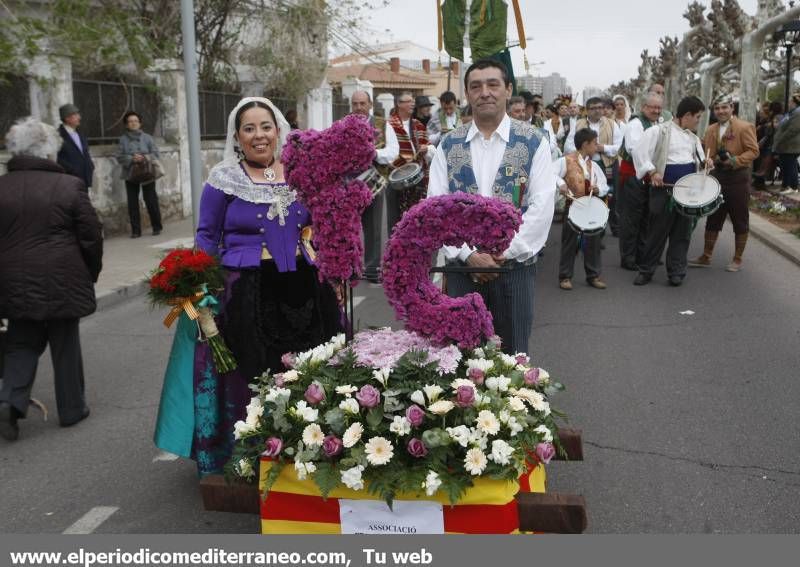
[389,114,428,170]
[564,153,592,197]
[439,118,544,213]
[619,115,655,163]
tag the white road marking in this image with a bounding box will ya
[353,296,365,308]
[153,451,180,462]
[679,310,695,315]
[151,237,194,250]
[63,506,119,534]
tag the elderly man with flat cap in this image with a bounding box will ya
[689,94,758,272]
[56,103,95,191]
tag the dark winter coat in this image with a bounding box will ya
[57,124,95,190]
[772,109,800,155]
[0,156,103,320]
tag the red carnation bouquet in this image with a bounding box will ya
[147,249,237,373]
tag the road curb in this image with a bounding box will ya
[95,280,149,312]
[748,213,800,268]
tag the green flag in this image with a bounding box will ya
[488,48,516,94]
[443,0,508,62]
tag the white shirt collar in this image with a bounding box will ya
[466,113,510,144]
[63,124,77,134]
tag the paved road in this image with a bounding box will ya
[1,222,798,533]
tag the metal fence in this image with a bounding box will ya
[72,79,161,145]
[199,90,241,139]
[0,75,31,149]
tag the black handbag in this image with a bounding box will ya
[127,158,155,184]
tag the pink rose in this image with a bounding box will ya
[406,438,428,458]
[524,367,540,386]
[322,435,343,458]
[355,384,381,408]
[515,353,529,365]
[304,383,326,405]
[274,374,285,387]
[468,367,485,385]
[405,404,425,427]
[263,437,283,457]
[535,442,555,464]
[281,352,296,369]
[455,385,475,408]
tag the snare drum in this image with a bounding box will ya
[671,173,724,218]
[566,196,609,236]
[356,166,387,197]
[388,162,424,190]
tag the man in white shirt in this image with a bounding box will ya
[427,91,462,146]
[554,128,609,291]
[617,92,663,270]
[632,96,713,286]
[428,59,554,354]
[350,91,400,283]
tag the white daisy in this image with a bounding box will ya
[302,423,324,447]
[476,410,500,436]
[464,448,487,475]
[364,436,394,466]
[427,400,455,415]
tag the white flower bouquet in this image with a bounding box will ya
[228,328,566,506]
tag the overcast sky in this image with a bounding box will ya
[364,0,762,96]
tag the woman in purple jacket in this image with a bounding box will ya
[175,97,340,475]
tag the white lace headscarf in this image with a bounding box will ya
[612,94,632,123]
[222,96,291,164]
[207,96,295,207]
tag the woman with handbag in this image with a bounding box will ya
[117,111,163,237]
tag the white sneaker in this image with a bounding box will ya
[779,188,796,195]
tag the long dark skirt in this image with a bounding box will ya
[191,258,341,476]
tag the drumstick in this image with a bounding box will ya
[565,190,588,206]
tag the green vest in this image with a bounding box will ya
[619,115,654,163]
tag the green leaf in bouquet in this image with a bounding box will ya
[311,462,340,499]
[439,472,470,506]
[261,461,286,501]
[271,400,292,432]
[348,446,368,467]
[324,408,346,434]
[545,382,566,394]
[366,407,384,429]
[382,390,405,413]
[283,446,296,457]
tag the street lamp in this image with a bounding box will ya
[773,20,800,113]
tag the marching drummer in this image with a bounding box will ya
[555,128,609,291]
[350,91,400,284]
[632,96,713,287]
[689,94,759,272]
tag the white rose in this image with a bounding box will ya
[339,398,360,414]
[476,410,500,436]
[464,448,487,476]
[446,425,471,448]
[342,422,364,448]
[335,384,358,397]
[294,400,319,422]
[537,368,551,385]
[264,387,291,403]
[534,424,553,443]
[507,396,526,412]
[410,390,426,405]
[372,367,391,387]
[233,420,254,440]
[489,439,514,465]
[340,465,365,491]
[237,458,255,479]
[389,415,411,436]
[427,400,455,415]
[294,460,316,480]
[498,353,517,368]
[364,436,394,466]
[507,416,524,437]
[423,470,442,496]
[466,358,494,373]
[281,369,300,383]
[302,423,324,448]
[486,375,511,392]
[423,384,444,402]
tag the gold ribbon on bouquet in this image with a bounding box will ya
[163,291,204,328]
